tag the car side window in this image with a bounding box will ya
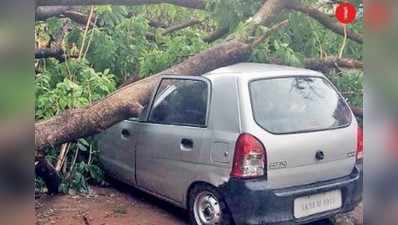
[149,78,208,127]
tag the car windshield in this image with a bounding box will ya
[249,76,352,134]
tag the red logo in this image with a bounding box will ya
[336,2,357,24]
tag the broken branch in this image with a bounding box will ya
[304,56,363,73]
[55,143,70,172]
[202,27,229,43]
[146,18,202,39]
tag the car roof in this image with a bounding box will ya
[203,63,324,81]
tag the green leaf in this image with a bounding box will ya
[79,138,90,146]
[77,143,88,151]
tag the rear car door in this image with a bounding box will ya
[136,76,210,203]
[97,119,140,185]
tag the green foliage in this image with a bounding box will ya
[59,158,104,194]
[36,60,116,120]
[96,6,129,27]
[277,9,362,59]
[87,16,152,80]
[328,71,363,108]
[272,40,304,67]
[250,34,304,67]
[207,0,263,30]
[139,29,208,76]
[140,4,208,25]
[36,60,114,193]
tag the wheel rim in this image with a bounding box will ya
[193,191,222,225]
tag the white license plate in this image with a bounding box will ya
[294,190,342,219]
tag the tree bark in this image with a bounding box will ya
[36,0,206,9]
[286,1,363,44]
[304,57,363,73]
[35,0,287,152]
[148,19,168,28]
[36,6,73,20]
[202,27,229,42]
[63,10,96,25]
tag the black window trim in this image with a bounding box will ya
[248,75,353,135]
[144,75,212,128]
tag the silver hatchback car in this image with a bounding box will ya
[97,63,362,225]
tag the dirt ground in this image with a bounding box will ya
[35,183,362,225]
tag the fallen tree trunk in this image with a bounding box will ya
[35,0,288,153]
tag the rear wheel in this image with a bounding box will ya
[188,184,233,225]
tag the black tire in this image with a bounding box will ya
[188,183,234,225]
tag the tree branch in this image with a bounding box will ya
[304,56,363,74]
[164,18,201,34]
[36,0,206,9]
[267,56,363,74]
[251,19,289,47]
[202,27,229,42]
[148,19,168,28]
[63,10,96,25]
[286,1,363,44]
[249,0,288,26]
[145,18,201,39]
[35,6,73,20]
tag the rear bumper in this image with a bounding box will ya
[220,166,362,225]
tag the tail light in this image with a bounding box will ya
[231,133,267,178]
[356,126,364,160]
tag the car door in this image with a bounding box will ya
[135,76,210,203]
[98,119,140,185]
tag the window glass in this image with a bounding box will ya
[149,78,208,127]
[250,76,352,134]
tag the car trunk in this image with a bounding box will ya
[259,127,356,188]
[248,76,357,188]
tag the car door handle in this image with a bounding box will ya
[180,138,193,151]
[121,129,131,138]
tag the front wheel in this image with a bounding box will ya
[188,184,233,225]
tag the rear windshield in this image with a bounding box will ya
[249,76,352,134]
